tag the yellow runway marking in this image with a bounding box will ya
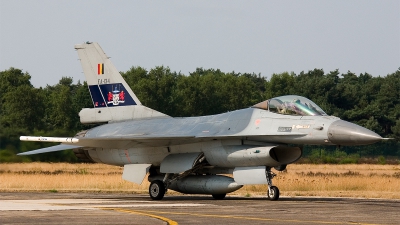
[129,209,382,225]
[102,208,178,225]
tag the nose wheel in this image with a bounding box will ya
[266,167,280,200]
[267,186,280,200]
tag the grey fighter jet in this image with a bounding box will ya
[19,42,385,200]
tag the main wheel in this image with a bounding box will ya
[149,180,165,200]
[267,186,280,201]
[212,194,226,200]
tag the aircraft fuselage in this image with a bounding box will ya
[81,107,377,167]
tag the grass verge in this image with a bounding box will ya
[1,163,399,199]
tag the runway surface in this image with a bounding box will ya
[1,192,399,225]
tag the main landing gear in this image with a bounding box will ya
[149,180,165,200]
[266,167,280,200]
[148,165,281,201]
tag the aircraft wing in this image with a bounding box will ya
[18,135,197,155]
[19,132,307,155]
[20,135,196,147]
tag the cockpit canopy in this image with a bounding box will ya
[253,95,327,116]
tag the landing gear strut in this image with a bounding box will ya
[266,167,280,200]
[148,154,207,200]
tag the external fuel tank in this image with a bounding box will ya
[149,175,243,194]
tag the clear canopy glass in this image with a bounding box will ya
[253,95,327,116]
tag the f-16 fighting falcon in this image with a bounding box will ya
[19,42,385,200]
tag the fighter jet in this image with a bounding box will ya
[19,42,385,200]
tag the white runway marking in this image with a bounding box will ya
[0,200,94,211]
[0,199,211,211]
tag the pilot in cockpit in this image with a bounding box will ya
[253,95,327,116]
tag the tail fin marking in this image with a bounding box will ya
[89,83,137,108]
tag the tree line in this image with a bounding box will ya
[0,66,399,162]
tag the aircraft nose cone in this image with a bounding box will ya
[328,120,382,146]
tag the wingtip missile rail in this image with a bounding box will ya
[20,136,79,143]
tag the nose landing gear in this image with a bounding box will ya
[266,167,280,200]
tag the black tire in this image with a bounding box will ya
[274,164,287,171]
[212,194,226,200]
[267,186,280,201]
[149,180,165,200]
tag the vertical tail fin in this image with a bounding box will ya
[75,42,168,123]
[75,42,141,107]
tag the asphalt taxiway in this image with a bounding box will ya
[1,192,399,225]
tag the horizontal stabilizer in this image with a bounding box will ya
[18,144,81,156]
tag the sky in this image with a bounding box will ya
[0,0,399,88]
